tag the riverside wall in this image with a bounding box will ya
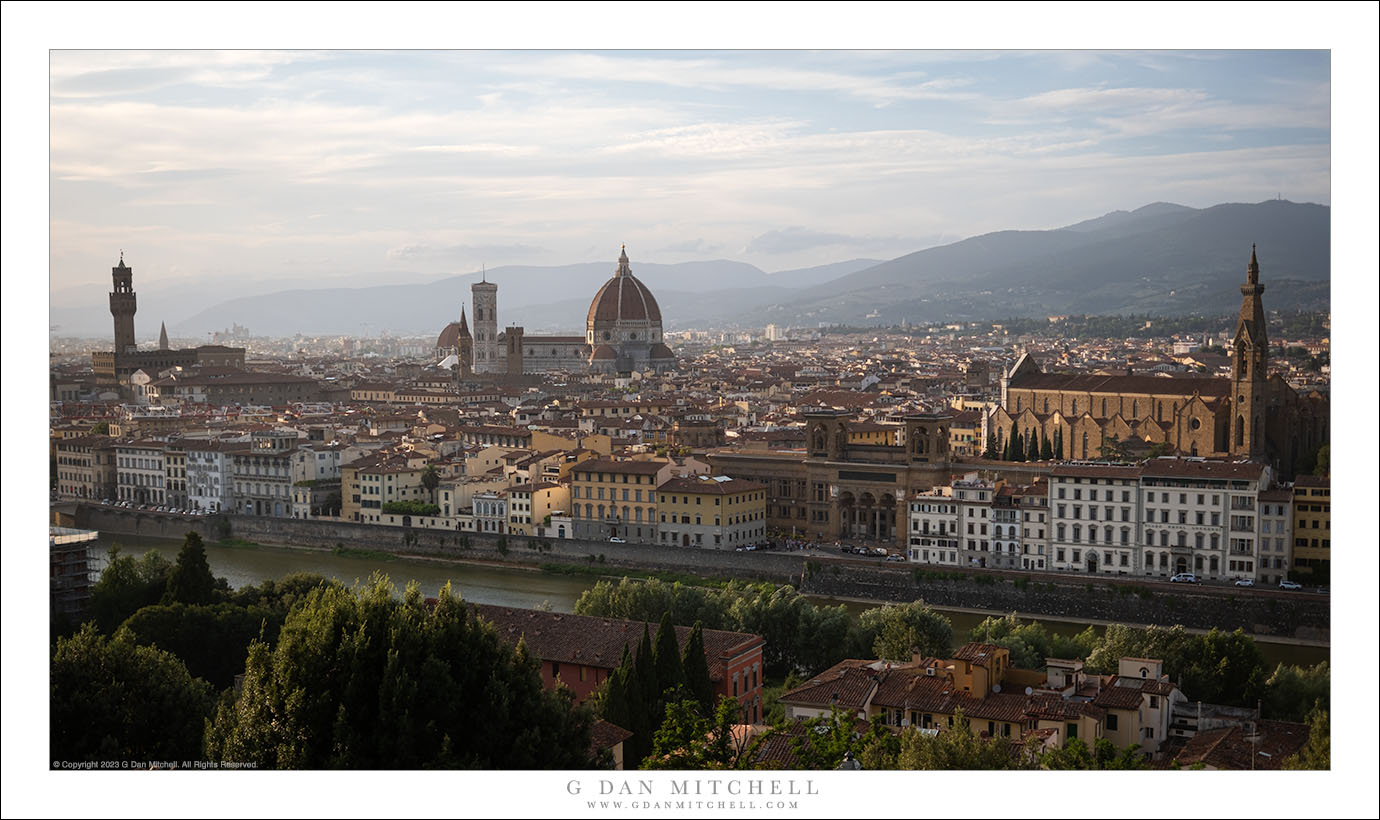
[78,504,1328,642]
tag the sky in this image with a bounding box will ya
[47,48,1332,298]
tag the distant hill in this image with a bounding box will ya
[164,258,884,337]
[54,201,1328,338]
[741,200,1329,326]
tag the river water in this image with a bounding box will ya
[96,532,1327,669]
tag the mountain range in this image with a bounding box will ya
[50,200,1329,338]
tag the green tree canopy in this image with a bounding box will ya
[203,575,597,769]
[117,602,280,690]
[1263,662,1329,723]
[856,600,954,663]
[1282,706,1329,770]
[1040,737,1148,770]
[895,712,1035,770]
[642,697,745,770]
[51,625,214,762]
[88,546,174,634]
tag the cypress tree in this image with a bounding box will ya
[985,431,999,460]
[1027,431,1040,461]
[165,531,216,605]
[652,612,688,700]
[681,622,715,713]
[635,625,658,723]
[1055,428,1065,460]
[1010,428,1025,462]
[1040,433,1053,461]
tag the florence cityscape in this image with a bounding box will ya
[6,12,1378,820]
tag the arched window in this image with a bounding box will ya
[1132,400,1139,418]
[1043,398,1049,414]
[1072,400,1078,416]
[1235,417,1245,447]
[1101,398,1107,417]
[1081,431,1088,457]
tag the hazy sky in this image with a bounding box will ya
[49,49,1330,294]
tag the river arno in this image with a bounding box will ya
[98,533,1328,669]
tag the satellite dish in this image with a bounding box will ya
[992,684,1001,693]
[1025,686,1034,696]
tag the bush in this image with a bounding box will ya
[381,500,441,516]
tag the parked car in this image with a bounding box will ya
[886,554,906,562]
[608,537,626,544]
[1169,573,1199,584]
[1233,578,1255,587]
[1278,580,1303,590]
[1316,586,1329,594]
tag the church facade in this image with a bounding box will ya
[986,247,1328,478]
[435,246,676,378]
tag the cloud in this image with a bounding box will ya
[488,53,977,104]
[658,238,721,255]
[386,242,547,262]
[746,227,914,255]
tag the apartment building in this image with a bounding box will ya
[907,486,960,566]
[1139,459,1269,581]
[1291,475,1330,580]
[570,458,675,543]
[953,476,997,568]
[115,439,167,505]
[655,474,767,549]
[1049,464,1141,575]
[1013,481,1050,571]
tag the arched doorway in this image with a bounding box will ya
[1175,556,1188,574]
[1087,553,1098,573]
[858,492,876,540]
[838,491,855,540]
[682,533,690,547]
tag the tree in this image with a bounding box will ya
[642,697,746,770]
[88,546,174,634]
[91,421,110,435]
[1040,737,1148,770]
[1262,662,1329,723]
[165,531,218,605]
[652,612,689,703]
[51,624,214,762]
[1039,434,1053,461]
[1084,624,1267,708]
[1282,707,1329,770]
[969,614,1098,670]
[1312,444,1329,476]
[1026,430,1040,461]
[203,575,597,768]
[117,602,281,690]
[1054,427,1064,460]
[856,601,954,663]
[894,712,1035,770]
[420,464,441,501]
[984,431,999,460]
[681,622,716,712]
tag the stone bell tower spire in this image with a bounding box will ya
[110,252,138,354]
[1230,244,1268,458]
